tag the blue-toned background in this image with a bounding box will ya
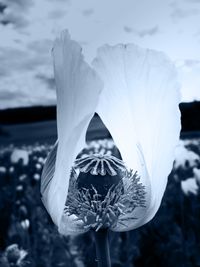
[0,108,200,267]
[0,0,200,266]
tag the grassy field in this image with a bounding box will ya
[0,121,57,145]
[0,131,200,266]
[0,116,111,146]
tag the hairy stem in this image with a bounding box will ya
[93,228,111,267]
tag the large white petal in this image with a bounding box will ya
[41,31,103,227]
[92,44,181,230]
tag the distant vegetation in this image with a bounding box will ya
[0,106,56,124]
[0,102,200,132]
[180,101,200,132]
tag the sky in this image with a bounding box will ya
[0,0,200,109]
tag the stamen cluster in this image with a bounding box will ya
[65,169,146,231]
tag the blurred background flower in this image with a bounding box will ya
[181,178,199,196]
[10,149,29,166]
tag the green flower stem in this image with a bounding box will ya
[93,228,111,267]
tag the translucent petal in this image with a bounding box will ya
[92,44,181,230]
[41,31,103,227]
[41,33,181,233]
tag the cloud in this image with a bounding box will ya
[123,26,133,33]
[170,6,200,20]
[82,8,94,17]
[46,0,71,5]
[0,11,29,28]
[184,59,200,68]
[0,46,51,77]
[27,39,52,54]
[0,47,28,76]
[0,68,8,77]
[123,25,159,37]
[0,76,36,109]
[176,58,200,102]
[36,74,55,90]
[195,29,200,39]
[48,9,66,20]
[0,34,55,108]
[137,26,159,37]
[0,89,27,101]
[79,40,89,46]
[0,72,56,109]
[0,0,199,107]
[176,59,200,72]
[184,0,200,4]
[0,0,33,28]
[0,2,6,14]
[1,0,33,11]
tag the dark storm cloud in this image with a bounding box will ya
[0,12,29,28]
[1,0,33,11]
[123,26,159,37]
[36,74,55,90]
[0,0,32,28]
[82,8,94,17]
[0,2,6,13]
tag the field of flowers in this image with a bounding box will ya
[0,138,200,267]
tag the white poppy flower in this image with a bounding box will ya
[10,149,29,166]
[41,30,181,235]
[193,167,200,184]
[174,143,199,169]
[181,178,199,196]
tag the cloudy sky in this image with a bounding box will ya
[0,0,200,109]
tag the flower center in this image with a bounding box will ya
[74,153,126,200]
[64,140,146,232]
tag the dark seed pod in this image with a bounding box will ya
[75,153,127,200]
